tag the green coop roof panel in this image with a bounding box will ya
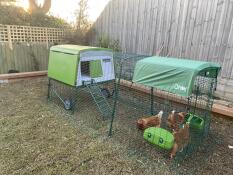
[50,45,110,55]
[133,56,221,97]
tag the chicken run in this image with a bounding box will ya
[48,45,221,163]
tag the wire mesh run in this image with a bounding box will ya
[47,51,219,169]
[108,52,219,165]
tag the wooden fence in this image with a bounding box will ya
[0,24,66,48]
[93,0,233,101]
[0,43,51,74]
[0,25,68,74]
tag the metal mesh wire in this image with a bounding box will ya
[110,53,218,164]
[48,52,218,173]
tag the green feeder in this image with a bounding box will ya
[185,113,204,130]
[143,127,174,150]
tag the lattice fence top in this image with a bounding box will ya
[0,24,68,43]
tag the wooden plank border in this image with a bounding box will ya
[0,72,232,118]
[119,79,233,118]
[0,71,47,82]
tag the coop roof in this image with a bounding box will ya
[50,44,110,55]
[132,56,221,97]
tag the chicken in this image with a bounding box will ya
[170,123,190,159]
[167,110,177,130]
[137,111,163,130]
[167,110,187,131]
[177,112,187,123]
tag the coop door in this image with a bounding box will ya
[81,61,90,77]
[90,60,103,78]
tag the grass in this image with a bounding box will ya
[0,78,232,175]
[0,78,166,175]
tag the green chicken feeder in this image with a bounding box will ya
[143,127,174,150]
[185,113,204,131]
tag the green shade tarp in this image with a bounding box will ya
[132,56,221,97]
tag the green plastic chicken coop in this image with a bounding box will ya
[48,48,221,162]
[48,45,115,118]
[48,45,115,86]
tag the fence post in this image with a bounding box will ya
[7,25,13,50]
[46,28,49,49]
[0,26,2,42]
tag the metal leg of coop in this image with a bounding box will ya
[49,79,76,114]
[187,97,191,112]
[70,88,79,115]
[108,80,119,137]
[108,62,123,137]
[47,78,51,101]
[203,80,214,138]
[193,86,200,114]
[150,87,154,115]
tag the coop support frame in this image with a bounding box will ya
[108,60,123,137]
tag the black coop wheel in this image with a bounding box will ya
[101,88,111,98]
[64,99,73,110]
[111,89,115,97]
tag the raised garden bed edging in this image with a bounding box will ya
[0,71,232,118]
[0,71,47,83]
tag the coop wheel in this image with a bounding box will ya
[111,90,115,97]
[101,88,111,98]
[64,99,73,110]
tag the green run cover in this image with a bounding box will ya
[133,56,221,97]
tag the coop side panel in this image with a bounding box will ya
[48,51,78,86]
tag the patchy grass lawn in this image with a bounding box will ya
[0,78,232,175]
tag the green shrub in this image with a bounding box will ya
[97,35,121,51]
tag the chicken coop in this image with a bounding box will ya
[108,54,221,162]
[47,48,221,163]
[47,45,116,119]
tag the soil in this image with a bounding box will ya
[0,78,232,175]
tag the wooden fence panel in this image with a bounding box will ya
[0,24,71,74]
[0,43,50,74]
[93,0,233,101]
[0,24,66,43]
[93,0,233,78]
